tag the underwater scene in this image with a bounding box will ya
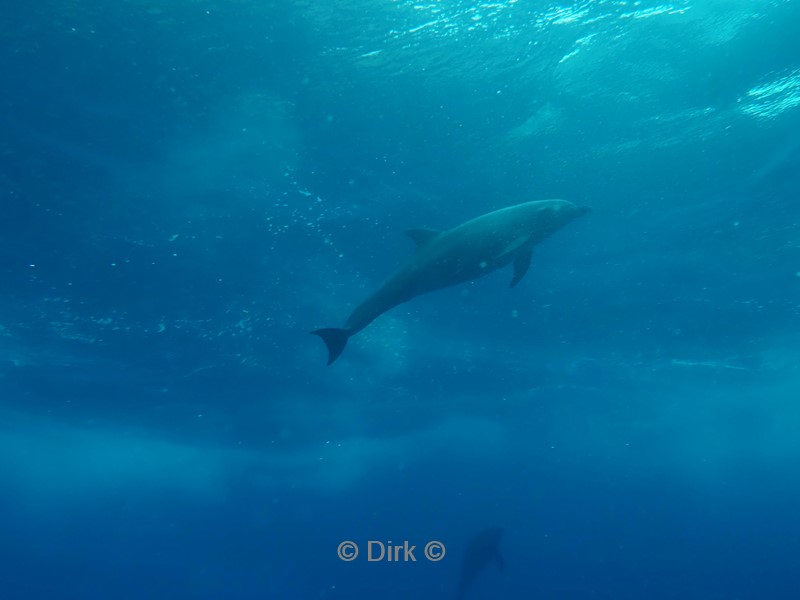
[1,0,799,598]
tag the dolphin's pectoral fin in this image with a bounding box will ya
[495,551,504,572]
[510,249,532,288]
[405,228,442,249]
[310,328,350,365]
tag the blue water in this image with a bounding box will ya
[2,1,799,598]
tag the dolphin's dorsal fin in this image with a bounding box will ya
[510,249,532,288]
[405,228,441,249]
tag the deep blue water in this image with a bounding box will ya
[2,1,800,598]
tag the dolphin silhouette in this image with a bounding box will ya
[456,525,504,599]
[312,199,589,365]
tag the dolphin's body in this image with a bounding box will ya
[312,199,589,365]
[456,525,504,599]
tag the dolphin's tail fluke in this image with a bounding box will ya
[310,328,350,365]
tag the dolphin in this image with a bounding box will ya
[456,525,504,599]
[311,199,589,365]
